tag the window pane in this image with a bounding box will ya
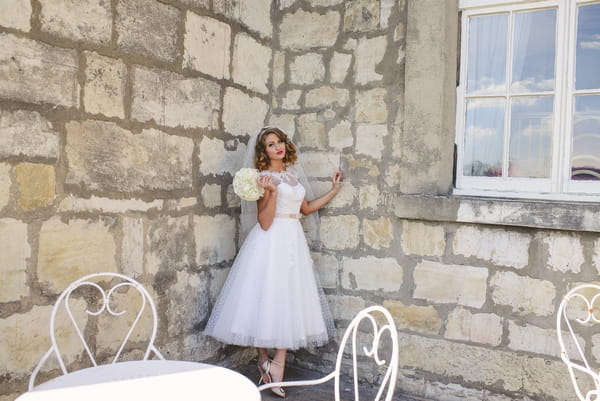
[572,95,600,181]
[509,97,553,178]
[511,9,556,93]
[464,99,505,176]
[576,3,600,90]
[467,14,508,94]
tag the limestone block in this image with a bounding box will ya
[209,267,230,301]
[232,33,271,95]
[320,215,359,250]
[383,300,442,335]
[198,137,245,175]
[595,238,600,275]
[268,114,296,137]
[398,333,576,399]
[0,218,29,302]
[15,163,55,211]
[508,321,571,358]
[355,88,388,123]
[290,53,325,85]
[39,0,110,44]
[116,0,180,62]
[146,216,193,275]
[168,271,209,337]
[308,0,344,5]
[0,0,31,31]
[226,183,241,208]
[272,51,286,90]
[0,33,79,107]
[281,90,302,110]
[490,271,555,316]
[401,220,445,257]
[121,217,144,278]
[38,217,117,292]
[342,256,401,291]
[312,252,338,289]
[214,0,272,38]
[297,151,340,179]
[132,66,220,129]
[591,334,600,364]
[380,0,394,29]
[183,333,225,361]
[359,184,379,209]
[328,295,366,320]
[201,184,222,208]
[413,260,488,308]
[453,225,530,269]
[194,215,236,265]
[223,87,269,136]
[330,52,353,84]
[355,124,386,159]
[0,110,59,159]
[66,121,194,193]
[184,13,231,80]
[311,181,355,208]
[305,87,350,109]
[344,0,379,32]
[541,232,584,273]
[163,197,197,211]
[384,164,401,187]
[354,35,387,84]
[59,196,162,213]
[179,0,210,8]
[328,120,353,150]
[280,9,340,51]
[84,52,126,118]
[0,163,9,210]
[445,307,502,346]
[297,113,326,148]
[363,217,393,250]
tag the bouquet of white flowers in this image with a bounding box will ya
[233,168,265,201]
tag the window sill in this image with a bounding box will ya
[393,193,600,233]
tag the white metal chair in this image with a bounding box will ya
[556,284,600,401]
[258,305,399,401]
[29,272,165,390]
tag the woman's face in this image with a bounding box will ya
[263,133,286,162]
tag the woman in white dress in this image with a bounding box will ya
[204,127,342,397]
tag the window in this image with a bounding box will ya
[455,0,600,201]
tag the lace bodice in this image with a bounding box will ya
[261,171,306,214]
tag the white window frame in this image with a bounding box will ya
[455,0,600,202]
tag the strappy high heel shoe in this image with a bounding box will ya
[257,359,271,385]
[262,359,286,398]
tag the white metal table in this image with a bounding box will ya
[18,360,260,401]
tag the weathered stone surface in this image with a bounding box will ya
[66,121,194,193]
[454,226,530,269]
[226,183,240,208]
[121,217,144,277]
[268,114,296,137]
[328,295,366,321]
[308,0,344,5]
[355,88,388,123]
[232,33,271,94]
[179,0,210,8]
[401,220,445,257]
[320,215,360,250]
[0,33,79,107]
[132,66,221,129]
[272,51,285,90]
[297,113,326,147]
[298,152,340,179]
[445,307,502,346]
[380,0,394,29]
[0,164,9,210]
[355,124,386,159]
[280,9,340,51]
[84,52,126,118]
[281,90,302,110]
[222,87,269,136]
[146,216,193,274]
[59,196,162,213]
[414,261,488,308]
[290,53,325,85]
[359,184,379,209]
[116,0,180,62]
[595,238,600,275]
[399,333,576,399]
[0,110,59,159]
[0,218,29,302]
[541,232,584,273]
[490,271,556,316]
[194,215,236,265]
[38,217,117,292]
[163,197,197,211]
[15,163,54,211]
[591,334,600,364]
[312,252,338,289]
[354,35,387,84]
[214,0,272,38]
[508,321,567,358]
[329,52,352,84]
[209,267,230,301]
[305,87,350,109]
[0,0,31,31]
[342,256,401,291]
[39,0,111,44]
[201,184,222,208]
[167,271,209,337]
[184,13,231,80]
[328,120,353,149]
[344,0,379,32]
[384,300,442,335]
[363,217,393,250]
[198,137,245,175]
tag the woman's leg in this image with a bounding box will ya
[257,348,270,383]
[271,348,287,382]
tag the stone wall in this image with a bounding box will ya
[2,1,599,401]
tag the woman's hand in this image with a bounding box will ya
[331,170,343,193]
[257,175,278,193]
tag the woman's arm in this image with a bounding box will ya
[300,171,342,216]
[257,175,278,230]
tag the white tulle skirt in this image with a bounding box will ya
[204,218,335,350]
